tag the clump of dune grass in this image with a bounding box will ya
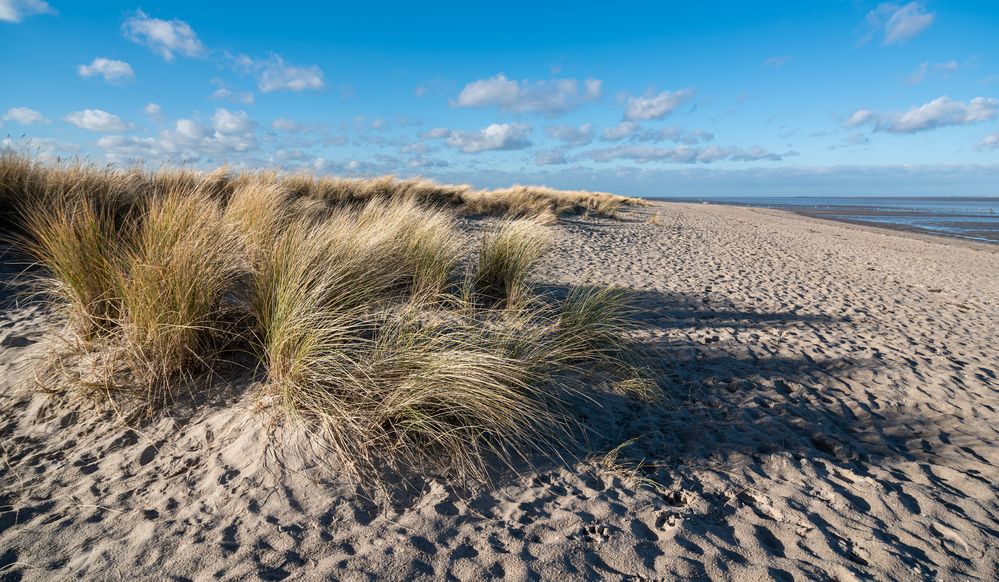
[5,151,660,482]
[475,218,552,306]
[16,196,125,341]
[464,185,630,221]
[116,192,247,394]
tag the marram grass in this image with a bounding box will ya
[6,152,657,483]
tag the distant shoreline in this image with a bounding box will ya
[650,197,999,245]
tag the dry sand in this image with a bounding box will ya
[1,202,996,580]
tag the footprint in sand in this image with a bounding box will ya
[654,511,681,532]
[582,523,611,544]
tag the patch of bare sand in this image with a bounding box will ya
[1,202,996,580]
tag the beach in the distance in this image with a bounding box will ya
[655,196,999,243]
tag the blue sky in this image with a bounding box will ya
[1,1,998,197]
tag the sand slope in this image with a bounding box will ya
[1,202,997,580]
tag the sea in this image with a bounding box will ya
[653,196,999,244]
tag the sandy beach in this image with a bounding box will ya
[1,201,996,581]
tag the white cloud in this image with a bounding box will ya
[144,102,162,117]
[3,106,49,124]
[863,2,935,45]
[0,0,53,23]
[97,108,259,164]
[579,144,782,164]
[64,109,132,132]
[601,122,639,141]
[847,96,999,133]
[212,108,256,136]
[452,74,602,116]
[545,123,594,147]
[623,89,695,121]
[979,132,999,150]
[906,60,959,84]
[763,55,793,68]
[122,10,205,61]
[78,58,135,84]
[845,109,877,127]
[232,53,324,93]
[428,123,532,153]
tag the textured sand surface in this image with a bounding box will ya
[1,202,996,580]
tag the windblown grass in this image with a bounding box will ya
[6,151,657,483]
[476,218,552,307]
[17,196,124,341]
[117,192,247,391]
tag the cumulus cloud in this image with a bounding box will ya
[545,123,594,147]
[97,108,259,164]
[863,2,935,45]
[906,60,959,84]
[231,53,324,93]
[623,89,695,121]
[847,96,998,133]
[427,123,532,153]
[452,74,602,117]
[979,132,999,150]
[0,0,53,23]
[144,103,162,117]
[3,106,49,125]
[78,58,135,84]
[212,108,256,136]
[64,109,132,132]
[122,10,205,61]
[578,144,782,164]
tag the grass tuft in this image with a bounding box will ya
[117,191,247,392]
[17,196,125,341]
[476,218,551,307]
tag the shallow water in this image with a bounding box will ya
[654,196,999,243]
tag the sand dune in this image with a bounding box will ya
[1,202,996,580]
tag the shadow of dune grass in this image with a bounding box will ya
[548,285,994,481]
